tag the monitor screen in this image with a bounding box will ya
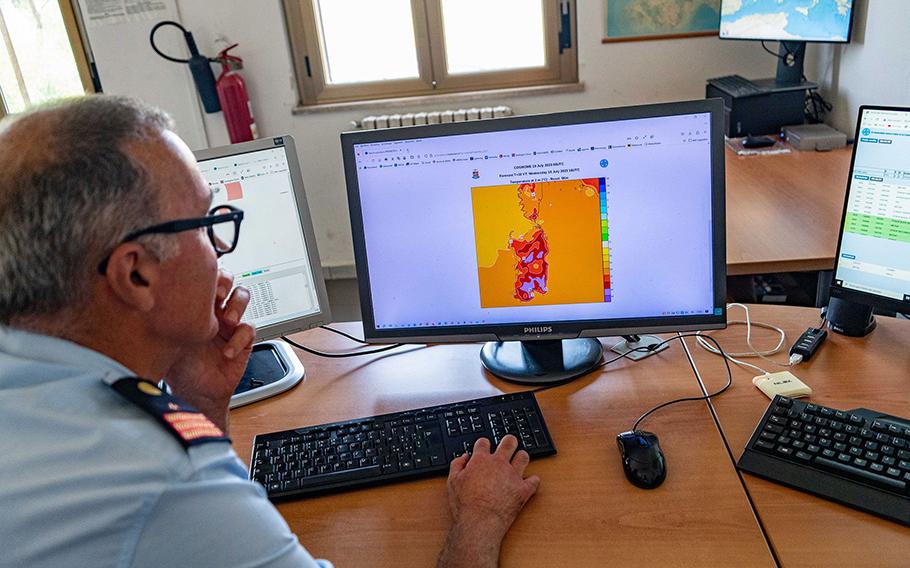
[719,0,854,42]
[195,136,331,340]
[831,106,910,314]
[342,100,726,343]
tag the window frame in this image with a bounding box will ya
[0,0,94,116]
[283,0,577,106]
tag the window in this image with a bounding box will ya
[0,0,93,117]
[283,0,576,106]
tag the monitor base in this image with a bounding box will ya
[825,297,876,337]
[230,340,305,408]
[610,334,669,361]
[480,338,604,385]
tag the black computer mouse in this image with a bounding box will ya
[742,135,776,148]
[616,430,667,489]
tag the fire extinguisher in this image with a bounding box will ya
[216,44,258,144]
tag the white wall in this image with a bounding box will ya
[87,0,836,272]
[807,0,910,135]
[78,1,208,149]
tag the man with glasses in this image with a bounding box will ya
[0,96,540,568]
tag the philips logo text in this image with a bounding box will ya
[524,326,553,334]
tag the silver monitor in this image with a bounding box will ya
[195,136,332,406]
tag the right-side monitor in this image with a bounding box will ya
[719,0,854,42]
[341,99,727,382]
[831,105,910,315]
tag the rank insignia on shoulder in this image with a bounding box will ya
[108,377,229,449]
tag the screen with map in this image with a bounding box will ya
[472,179,611,308]
[345,103,725,336]
[720,0,853,42]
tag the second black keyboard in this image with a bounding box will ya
[738,395,910,526]
[250,391,556,500]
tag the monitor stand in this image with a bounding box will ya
[479,338,603,385]
[230,340,306,408]
[825,297,876,337]
[775,41,806,86]
[610,334,669,361]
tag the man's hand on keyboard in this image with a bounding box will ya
[437,434,541,568]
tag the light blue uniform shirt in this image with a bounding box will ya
[0,326,332,568]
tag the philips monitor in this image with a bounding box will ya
[829,106,910,336]
[195,136,332,405]
[342,99,727,384]
[719,0,855,85]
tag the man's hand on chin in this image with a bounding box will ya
[164,270,255,432]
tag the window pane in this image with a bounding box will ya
[0,0,85,114]
[314,0,420,85]
[441,0,546,75]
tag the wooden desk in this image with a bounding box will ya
[725,147,853,275]
[691,304,910,567]
[231,327,774,567]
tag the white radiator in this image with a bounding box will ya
[355,105,513,129]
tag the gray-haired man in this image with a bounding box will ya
[0,96,539,568]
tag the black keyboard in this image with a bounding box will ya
[708,74,766,97]
[738,395,910,526]
[250,391,556,500]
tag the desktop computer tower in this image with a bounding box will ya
[707,78,813,138]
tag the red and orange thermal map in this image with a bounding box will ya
[472,178,612,309]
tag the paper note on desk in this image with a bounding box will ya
[725,137,793,157]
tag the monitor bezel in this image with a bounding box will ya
[194,135,333,341]
[341,99,727,343]
[829,104,910,314]
[717,0,855,44]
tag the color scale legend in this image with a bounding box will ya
[599,178,612,302]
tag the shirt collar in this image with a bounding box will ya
[0,325,136,378]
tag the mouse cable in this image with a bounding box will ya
[532,332,733,413]
[630,333,733,432]
[695,303,794,375]
[530,338,687,394]
[281,335,407,358]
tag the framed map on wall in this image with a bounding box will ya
[603,0,721,43]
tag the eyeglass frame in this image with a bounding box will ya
[96,204,244,274]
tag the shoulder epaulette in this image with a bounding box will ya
[108,376,230,449]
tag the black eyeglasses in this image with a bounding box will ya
[97,204,244,274]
